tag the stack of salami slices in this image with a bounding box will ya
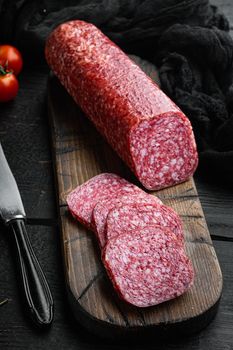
[67,173,194,308]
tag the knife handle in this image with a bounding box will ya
[10,219,54,327]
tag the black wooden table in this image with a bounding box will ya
[0,1,233,348]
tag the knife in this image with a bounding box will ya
[0,143,53,327]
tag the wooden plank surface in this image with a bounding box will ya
[47,56,222,337]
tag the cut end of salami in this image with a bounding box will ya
[130,113,198,190]
[103,226,194,308]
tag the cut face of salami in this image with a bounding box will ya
[103,226,194,307]
[45,20,198,191]
[130,115,198,189]
[106,202,184,244]
[66,173,143,229]
[93,193,163,247]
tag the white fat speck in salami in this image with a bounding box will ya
[93,193,163,247]
[45,20,198,190]
[66,173,144,229]
[106,202,184,244]
[103,226,194,307]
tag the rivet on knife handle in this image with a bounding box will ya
[10,219,54,326]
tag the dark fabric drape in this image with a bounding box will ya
[1,0,233,184]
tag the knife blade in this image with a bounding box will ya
[0,143,53,327]
[0,144,26,223]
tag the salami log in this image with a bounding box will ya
[45,20,198,190]
[103,225,194,307]
[67,173,143,229]
[93,193,163,247]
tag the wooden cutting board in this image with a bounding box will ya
[47,58,222,339]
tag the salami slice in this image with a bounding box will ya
[106,202,184,244]
[67,173,143,229]
[45,20,198,190]
[103,225,194,307]
[93,193,163,247]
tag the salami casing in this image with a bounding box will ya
[103,225,194,307]
[45,20,198,190]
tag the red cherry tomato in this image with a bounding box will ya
[0,45,23,76]
[0,71,19,102]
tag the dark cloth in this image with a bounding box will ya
[0,0,233,185]
[0,0,225,60]
[158,24,233,183]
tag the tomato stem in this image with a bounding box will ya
[0,64,6,75]
[0,64,11,75]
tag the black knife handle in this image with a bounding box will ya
[10,219,54,327]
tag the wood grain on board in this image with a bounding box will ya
[47,57,222,338]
